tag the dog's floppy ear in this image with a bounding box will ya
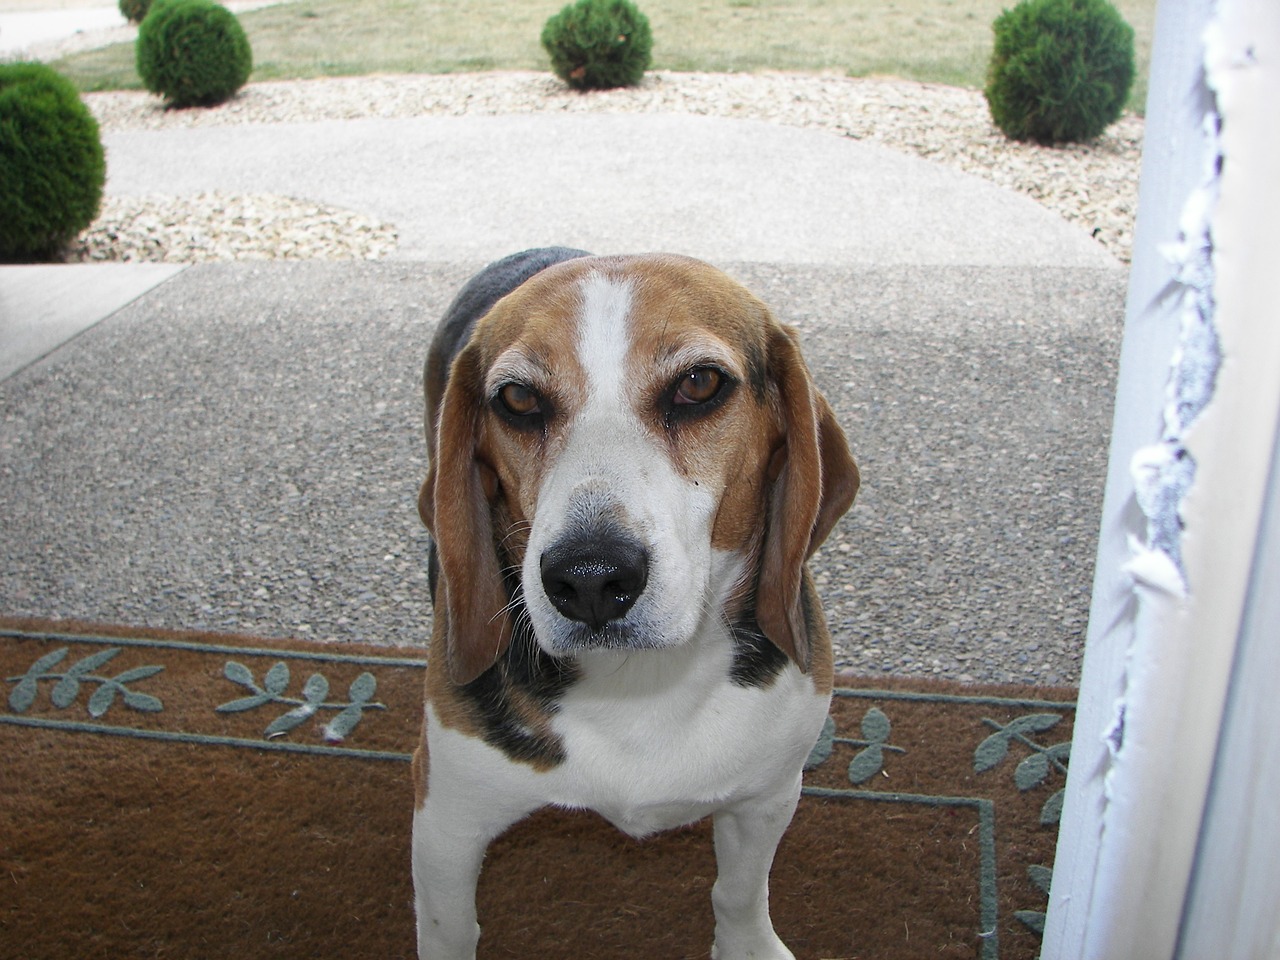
[421,345,512,686]
[756,325,859,672]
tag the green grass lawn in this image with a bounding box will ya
[54,0,1156,108]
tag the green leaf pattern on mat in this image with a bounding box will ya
[860,705,891,742]
[975,713,1071,825]
[848,706,894,784]
[847,742,885,785]
[1014,909,1047,935]
[809,702,1070,945]
[974,713,1060,772]
[804,715,835,770]
[1039,788,1065,826]
[804,706,905,785]
[1015,863,1054,936]
[217,659,387,743]
[1027,863,1053,896]
[5,647,165,718]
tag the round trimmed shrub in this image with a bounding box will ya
[119,0,153,24]
[0,62,105,260]
[984,0,1135,144]
[541,0,652,91]
[136,0,252,108]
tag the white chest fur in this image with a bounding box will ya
[426,627,828,840]
[554,643,828,837]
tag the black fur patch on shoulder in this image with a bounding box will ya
[728,607,789,688]
[457,587,578,768]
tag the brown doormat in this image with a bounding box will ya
[0,620,1073,960]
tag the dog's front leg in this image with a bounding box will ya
[411,795,488,960]
[412,778,534,960]
[708,776,803,960]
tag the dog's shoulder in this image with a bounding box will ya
[428,605,578,771]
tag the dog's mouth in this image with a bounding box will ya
[543,619,667,655]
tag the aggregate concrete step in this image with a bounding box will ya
[0,260,1124,685]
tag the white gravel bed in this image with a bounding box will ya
[68,192,398,262]
[78,70,1142,264]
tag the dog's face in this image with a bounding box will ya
[423,254,858,684]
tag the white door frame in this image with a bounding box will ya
[1043,1,1280,956]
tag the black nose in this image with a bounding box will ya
[540,535,649,630]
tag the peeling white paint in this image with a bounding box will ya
[1125,96,1224,596]
[1097,0,1228,873]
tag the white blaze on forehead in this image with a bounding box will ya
[575,271,635,403]
[520,267,727,655]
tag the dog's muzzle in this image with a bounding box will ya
[539,531,650,641]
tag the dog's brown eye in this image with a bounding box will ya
[497,383,541,417]
[674,368,723,405]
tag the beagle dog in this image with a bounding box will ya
[412,248,858,960]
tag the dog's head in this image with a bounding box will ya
[421,254,858,685]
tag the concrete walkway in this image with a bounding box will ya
[0,263,182,379]
[101,112,1115,267]
[4,107,1118,377]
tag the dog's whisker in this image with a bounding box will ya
[498,521,532,549]
[490,588,528,627]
